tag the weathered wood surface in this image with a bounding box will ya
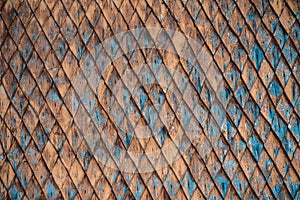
[0,0,299,199]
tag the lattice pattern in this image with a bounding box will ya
[0,0,299,199]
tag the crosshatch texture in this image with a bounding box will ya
[0,0,300,199]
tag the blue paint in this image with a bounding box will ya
[62,23,75,41]
[289,117,300,142]
[123,89,131,109]
[245,100,259,122]
[151,175,162,197]
[274,25,288,48]
[211,103,225,126]
[272,114,287,141]
[133,177,143,200]
[142,104,155,129]
[17,166,29,188]
[267,43,280,69]
[83,57,93,78]
[269,79,282,101]
[111,170,119,183]
[233,171,247,198]
[0,154,4,166]
[246,66,256,89]
[283,44,297,65]
[81,90,96,114]
[10,54,26,80]
[92,108,106,129]
[191,7,201,20]
[207,120,220,147]
[54,77,62,85]
[227,102,242,127]
[152,54,161,73]
[277,60,291,87]
[269,16,279,33]
[262,157,272,179]
[179,104,192,128]
[218,140,229,162]
[246,9,259,32]
[265,102,275,123]
[258,26,270,51]
[55,38,66,58]
[33,187,39,200]
[181,172,196,198]
[209,194,222,200]
[152,88,164,109]
[113,144,122,162]
[65,186,76,200]
[27,147,37,167]
[209,30,219,53]
[9,184,22,200]
[209,159,221,180]
[278,99,292,121]
[18,129,29,150]
[116,181,128,200]
[8,146,22,170]
[30,31,38,41]
[225,65,240,90]
[285,175,299,197]
[291,81,299,106]
[137,88,147,110]
[232,139,246,160]
[232,45,246,71]
[284,164,290,177]
[271,180,282,197]
[249,135,263,160]
[40,109,52,135]
[80,28,92,45]
[109,38,118,58]
[21,39,32,61]
[292,22,300,46]
[45,180,58,200]
[124,131,132,148]
[234,23,243,34]
[48,88,62,105]
[274,147,280,158]
[218,86,230,106]
[141,70,153,86]
[296,100,300,120]
[141,34,152,50]
[219,0,233,19]
[76,42,84,59]
[79,150,91,170]
[228,30,238,48]
[164,177,179,197]
[224,157,236,178]
[191,67,203,93]
[256,89,265,108]
[250,43,264,70]
[157,127,167,146]
[235,85,247,107]
[9,116,17,128]
[216,174,229,197]
[16,60,24,80]
[222,117,236,143]
[194,104,208,125]
[35,127,47,150]
[261,193,271,200]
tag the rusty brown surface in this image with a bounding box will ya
[0,0,300,199]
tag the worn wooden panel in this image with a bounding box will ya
[0,0,299,199]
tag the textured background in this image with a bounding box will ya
[0,0,300,199]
